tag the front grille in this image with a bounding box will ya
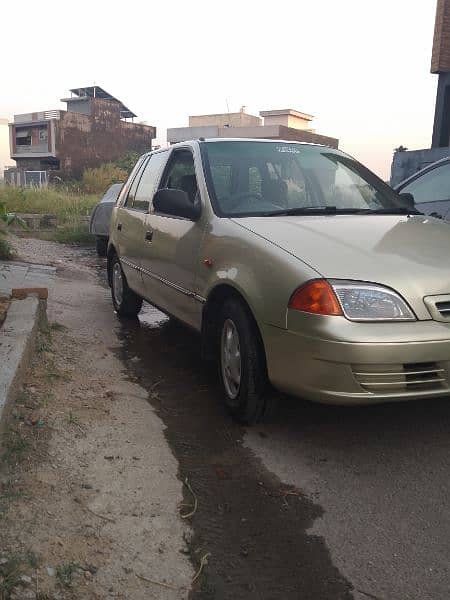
[435,301,450,319]
[352,362,447,393]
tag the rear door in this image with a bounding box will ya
[114,157,149,294]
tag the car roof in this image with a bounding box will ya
[173,138,329,148]
[395,155,450,190]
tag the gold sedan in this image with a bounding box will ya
[108,139,450,423]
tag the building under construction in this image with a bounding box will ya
[6,86,156,184]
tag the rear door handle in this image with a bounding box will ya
[145,230,153,242]
[117,223,122,231]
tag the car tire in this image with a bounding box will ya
[218,297,269,424]
[95,236,108,257]
[110,254,143,317]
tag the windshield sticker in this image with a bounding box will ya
[276,146,301,153]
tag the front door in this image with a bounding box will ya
[141,147,206,329]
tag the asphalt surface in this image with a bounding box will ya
[82,246,448,599]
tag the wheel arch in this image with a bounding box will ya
[201,283,267,368]
[106,243,118,287]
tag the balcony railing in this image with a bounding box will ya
[14,110,61,124]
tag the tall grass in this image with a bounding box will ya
[0,186,97,224]
[0,186,98,245]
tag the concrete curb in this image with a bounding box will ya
[0,295,47,426]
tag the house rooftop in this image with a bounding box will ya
[259,108,314,121]
[61,86,137,119]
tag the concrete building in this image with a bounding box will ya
[189,107,261,128]
[7,86,156,181]
[0,118,13,178]
[167,107,338,148]
[391,0,450,185]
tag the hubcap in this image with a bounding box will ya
[221,319,241,399]
[112,262,123,306]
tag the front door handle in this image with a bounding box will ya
[145,230,153,242]
[117,223,122,231]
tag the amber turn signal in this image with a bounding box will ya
[288,280,343,316]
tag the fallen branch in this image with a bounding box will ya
[75,498,116,523]
[84,505,116,524]
[191,553,211,585]
[181,477,198,519]
[136,572,177,590]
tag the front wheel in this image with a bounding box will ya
[218,298,269,424]
[111,254,143,317]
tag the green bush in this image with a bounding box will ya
[81,163,127,194]
[113,151,142,174]
[0,233,15,260]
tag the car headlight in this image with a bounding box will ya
[289,279,416,321]
[330,280,416,321]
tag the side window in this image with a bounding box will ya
[125,152,169,211]
[401,163,450,203]
[159,150,198,204]
[123,159,147,208]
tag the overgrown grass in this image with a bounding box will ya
[56,562,80,588]
[0,186,97,221]
[0,556,21,597]
[0,186,97,245]
[0,233,15,260]
[41,224,94,245]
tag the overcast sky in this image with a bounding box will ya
[0,0,439,178]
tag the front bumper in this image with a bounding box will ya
[261,314,450,405]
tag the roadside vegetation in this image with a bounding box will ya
[0,202,26,260]
[0,151,138,246]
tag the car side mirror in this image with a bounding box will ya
[153,188,201,221]
[397,192,415,211]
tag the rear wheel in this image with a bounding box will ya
[95,236,108,257]
[218,298,269,424]
[111,254,142,317]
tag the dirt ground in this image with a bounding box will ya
[0,237,353,600]
[0,238,193,600]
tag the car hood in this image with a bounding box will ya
[234,214,450,320]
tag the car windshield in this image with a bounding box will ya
[201,141,411,217]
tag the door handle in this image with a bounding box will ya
[145,230,153,242]
[117,223,122,231]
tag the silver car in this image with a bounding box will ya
[90,183,123,256]
[107,139,450,423]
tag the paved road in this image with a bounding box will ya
[127,295,450,599]
[122,307,450,598]
[20,241,449,599]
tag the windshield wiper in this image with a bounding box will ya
[262,206,364,216]
[261,205,423,217]
[361,207,423,215]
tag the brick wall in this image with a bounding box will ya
[431,0,450,73]
[55,98,156,178]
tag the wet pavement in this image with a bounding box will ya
[85,247,450,600]
[116,307,352,599]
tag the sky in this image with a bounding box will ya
[0,0,439,179]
